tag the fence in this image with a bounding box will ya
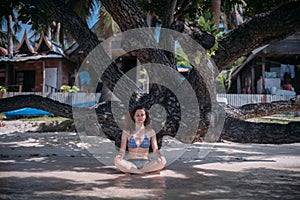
[217,94,298,107]
[1,92,101,106]
[0,92,298,107]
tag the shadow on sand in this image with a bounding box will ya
[0,131,299,199]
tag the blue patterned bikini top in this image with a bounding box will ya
[127,130,150,149]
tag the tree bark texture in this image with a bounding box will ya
[214,1,300,69]
[222,117,300,144]
[225,97,300,120]
[162,0,177,28]
[10,1,300,145]
[1,95,300,144]
[26,1,300,70]
[210,0,221,29]
[171,20,216,49]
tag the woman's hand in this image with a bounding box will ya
[115,153,123,160]
[153,149,162,159]
[157,156,163,162]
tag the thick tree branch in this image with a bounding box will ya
[101,0,174,67]
[1,94,299,144]
[221,117,300,144]
[0,95,73,118]
[225,97,300,120]
[171,20,216,49]
[174,0,192,20]
[213,1,300,69]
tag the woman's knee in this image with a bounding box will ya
[162,156,167,166]
[159,156,167,167]
[114,157,122,167]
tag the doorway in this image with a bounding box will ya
[16,71,35,92]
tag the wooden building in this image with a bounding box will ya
[0,32,76,92]
[230,33,300,95]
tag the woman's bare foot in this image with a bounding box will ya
[147,170,160,175]
[129,167,143,174]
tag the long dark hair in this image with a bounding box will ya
[129,106,151,127]
[123,106,151,131]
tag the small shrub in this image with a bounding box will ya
[60,85,79,93]
[0,86,7,92]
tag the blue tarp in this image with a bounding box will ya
[5,108,51,119]
[5,101,97,119]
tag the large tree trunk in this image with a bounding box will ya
[210,0,221,29]
[18,0,300,144]
[162,0,177,28]
[101,0,185,138]
[1,95,300,144]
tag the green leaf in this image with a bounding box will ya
[138,78,146,83]
[139,68,147,75]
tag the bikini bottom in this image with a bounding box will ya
[128,159,149,169]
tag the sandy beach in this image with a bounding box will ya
[0,120,300,199]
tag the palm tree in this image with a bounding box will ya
[211,0,222,30]
[0,1,20,58]
[22,0,97,49]
[97,6,120,38]
[0,14,10,49]
[221,1,245,31]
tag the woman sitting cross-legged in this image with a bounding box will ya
[114,106,166,174]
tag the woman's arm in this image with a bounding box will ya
[150,130,162,158]
[117,130,129,159]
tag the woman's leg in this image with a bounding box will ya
[140,156,166,173]
[114,157,143,174]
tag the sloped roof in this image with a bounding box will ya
[0,54,64,63]
[64,42,79,56]
[259,32,300,56]
[14,31,34,54]
[0,33,68,63]
[231,33,300,79]
[35,32,64,55]
[231,46,267,78]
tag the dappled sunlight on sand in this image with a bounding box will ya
[0,170,117,183]
[0,137,45,147]
[0,170,168,199]
[194,157,300,172]
[197,171,218,177]
[150,169,188,179]
[33,187,162,199]
[1,127,300,199]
